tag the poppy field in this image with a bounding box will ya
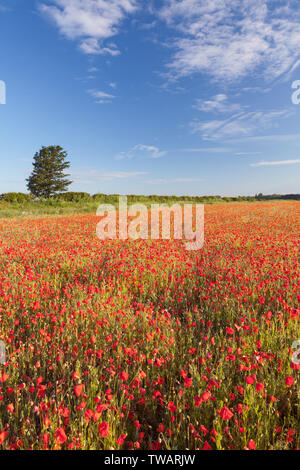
[0,202,299,450]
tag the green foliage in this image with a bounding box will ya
[0,191,299,218]
[58,192,90,202]
[0,192,33,203]
[26,145,72,198]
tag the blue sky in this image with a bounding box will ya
[0,0,300,196]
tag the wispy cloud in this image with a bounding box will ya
[235,152,262,156]
[251,159,300,167]
[115,144,167,160]
[87,89,116,104]
[71,169,147,184]
[194,94,242,114]
[240,86,271,94]
[159,0,300,82]
[146,177,203,184]
[227,133,300,144]
[88,67,99,73]
[180,147,231,153]
[80,39,120,55]
[39,0,137,55]
[191,109,294,140]
[0,3,10,12]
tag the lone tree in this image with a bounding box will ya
[27,145,72,198]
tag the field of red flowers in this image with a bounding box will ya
[0,202,299,450]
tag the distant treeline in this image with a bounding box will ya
[0,191,299,204]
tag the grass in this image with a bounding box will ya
[0,195,298,219]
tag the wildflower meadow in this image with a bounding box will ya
[0,202,299,450]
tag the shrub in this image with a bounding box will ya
[58,192,91,202]
[0,192,33,203]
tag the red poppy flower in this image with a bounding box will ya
[201,391,211,401]
[55,427,67,444]
[0,431,8,445]
[99,421,109,437]
[285,376,294,387]
[120,371,129,381]
[226,327,234,335]
[219,406,233,420]
[7,403,14,413]
[184,377,192,387]
[248,440,256,450]
[203,441,212,450]
[0,373,8,383]
[74,384,84,397]
[256,382,264,392]
[194,396,202,407]
[117,434,127,445]
[167,401,177,413]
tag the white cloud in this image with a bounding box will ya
[87,88,116,103]
[285,59,300,80]
[79,38,120,55]
[146,177,203,184]
[115,144,167,160]
[40,0,137,55]
[226,133,300,143]
[251,159,300,167]
[194,94,242,113]
[71,169,147,184]
[241,86,271,94]
[159,0,300,81]
[235,152,262,156]
[191,109,294,140]
[0,4,10,12]
[88,66,99,73]
[180,147,231,153]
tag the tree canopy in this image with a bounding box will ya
[27,145,72,198]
